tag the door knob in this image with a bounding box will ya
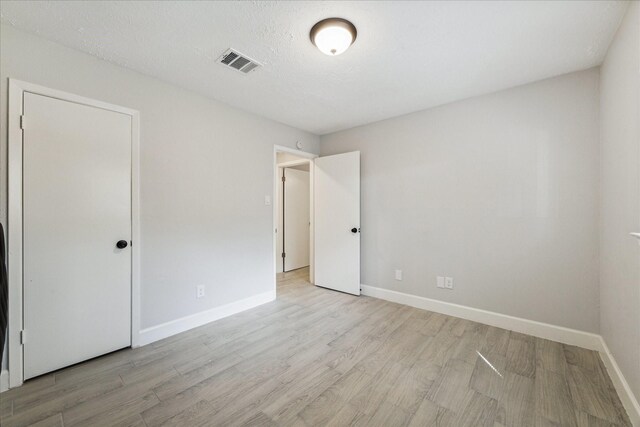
[116,240,128,249]
[351,228,359,233]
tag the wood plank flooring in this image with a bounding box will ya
[0,267,631,426]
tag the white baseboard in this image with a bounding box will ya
[361,284,640,423]
[137,290,276,346]
[598,337,640,425]
[361,285,602,350]
[0,369,9,393]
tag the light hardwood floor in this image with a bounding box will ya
[0,267,631,426]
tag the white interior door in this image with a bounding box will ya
[276,167,284,273]
[314,151,360,295]
[284,167,310,272]
[23,92,132,379]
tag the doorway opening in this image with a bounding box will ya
[273,146,361,297]
[273,146,316,294]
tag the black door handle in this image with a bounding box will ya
[116,240,128,249]
[351,228,359,233]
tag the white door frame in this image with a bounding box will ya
[273,145,317,291]
[7,79,141,388]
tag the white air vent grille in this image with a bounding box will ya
[218,49,262,74]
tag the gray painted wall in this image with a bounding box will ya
[599,1,640,401]
[0,25,319,369]
[321,69,601,333]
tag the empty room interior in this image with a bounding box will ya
[0,1,639,426]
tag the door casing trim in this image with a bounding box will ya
[7,79,141,389]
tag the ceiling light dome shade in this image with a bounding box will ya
[310,18,357,56]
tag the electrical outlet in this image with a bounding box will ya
[437,276,445,288]
[395,270,403,281]
[196,285,205,299]
[445,277,454,289]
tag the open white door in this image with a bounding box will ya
[276,167,284,273]
[283,168,310,271]
[314,151,360,295]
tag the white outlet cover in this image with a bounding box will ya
[196,285,205,298]
[437,276,445,288]
[395,270,402,281]
[445,277,454,289]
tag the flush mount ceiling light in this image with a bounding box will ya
[310,18,357,56]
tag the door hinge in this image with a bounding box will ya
[282,252,286,258]
[20,330,26,345]
[20,115,26,130]
[282,176,286,182]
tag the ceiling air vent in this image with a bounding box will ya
[217,49,262,74]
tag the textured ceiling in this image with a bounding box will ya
[0,1,628,135]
